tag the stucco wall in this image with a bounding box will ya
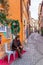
[8,0,23,43]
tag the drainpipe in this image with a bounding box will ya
[20,0,22,22]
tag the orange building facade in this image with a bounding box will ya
[8,0,23,43]
[0,1,12,58]
[0,0,31,58]
[7,0,31,43]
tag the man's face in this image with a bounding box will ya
[17,37,19,40]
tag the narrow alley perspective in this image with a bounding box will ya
[11,32,43,65]
[0,0,43,65]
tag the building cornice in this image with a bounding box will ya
[20,0,22,22]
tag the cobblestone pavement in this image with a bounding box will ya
[11,32,43,65]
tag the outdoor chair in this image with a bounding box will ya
[4,43,16,63]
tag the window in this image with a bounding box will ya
[24,20,25,23]
[0,25,6,32]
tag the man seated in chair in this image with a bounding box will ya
[11,35,23,58]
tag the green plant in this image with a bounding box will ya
[0,12,6,19]
[11,20,20,35]
[0,12,20,35]
[0,12,7,26]
[0,12,10,26]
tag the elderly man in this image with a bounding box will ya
[11,35,23,58]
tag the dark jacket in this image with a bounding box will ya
[11,39,21,51]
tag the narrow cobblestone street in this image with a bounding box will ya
[0,0,43,65]
[11,32,43,65]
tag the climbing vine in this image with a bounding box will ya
[11,20,20,35]
[0,12,20,35]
